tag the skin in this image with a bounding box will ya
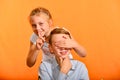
[26,13,86,67]
[49,33,72,74]
[54,34,87,57]
[26,13,52,67]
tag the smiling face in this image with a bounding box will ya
[30,13,51,37]
[29,7,53,37]
[49,29,70,58]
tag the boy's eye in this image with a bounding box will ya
[32,24,36,28]
[39,22,43,26]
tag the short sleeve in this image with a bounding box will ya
[30,33,38,44]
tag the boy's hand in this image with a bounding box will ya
[59,57,72,74]
[54,36,78,49]
[36,32,45,50]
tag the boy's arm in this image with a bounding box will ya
[26,33,45,67]
[54,39,86,57]
[26,42,40,67]
[72,41,86,57]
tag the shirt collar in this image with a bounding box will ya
[52,58,76,70]
[52,58,59,69]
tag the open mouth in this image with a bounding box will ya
[60,50,68,55]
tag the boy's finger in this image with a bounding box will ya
[38,32,45,42]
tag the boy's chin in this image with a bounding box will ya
[60,55,68,59]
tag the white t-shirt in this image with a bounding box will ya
[30,33,73,61]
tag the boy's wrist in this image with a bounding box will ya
[34,45,41,51]
[60,68,68,74]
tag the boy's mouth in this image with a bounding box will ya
[60,50,68,55]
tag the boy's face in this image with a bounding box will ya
[30,13,51,37]
[50,34,71,58]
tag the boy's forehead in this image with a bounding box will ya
[30,14,49,23]
[31,13,49,19]
[52,34,69,42]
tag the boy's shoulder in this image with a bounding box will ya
[70,59,86,68]
[30,33,38,44]
[40,58,55,68]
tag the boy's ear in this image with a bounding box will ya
[45,19,53,37]
[49,44,54,54]
[48,19,53,27]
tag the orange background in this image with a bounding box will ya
[0,0,120,80]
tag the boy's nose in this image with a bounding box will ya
[36,26,44,31]
[36,25,40,30]
[60,47,66,50]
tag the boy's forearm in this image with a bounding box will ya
[26,45,40,67]
[73,44,86,57]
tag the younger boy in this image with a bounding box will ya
[39,28,89,80]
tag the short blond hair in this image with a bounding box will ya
[29,7,52,19]
[48,28,71,45]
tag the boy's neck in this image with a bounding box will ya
[55,56,70,66]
